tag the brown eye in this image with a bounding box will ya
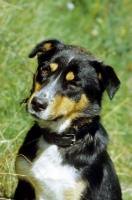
[68,81,77,89]
[41,66,50,74]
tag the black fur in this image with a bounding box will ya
[14,39,122,200]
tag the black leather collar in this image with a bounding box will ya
[41,117,99,147]
[42,131,76,147]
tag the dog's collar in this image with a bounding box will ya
[42,131,76,147]
[40,117,99,147]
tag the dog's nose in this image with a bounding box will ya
[31,97,48,111]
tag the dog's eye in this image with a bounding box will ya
[68,81,78,89]
[41,66,50,75]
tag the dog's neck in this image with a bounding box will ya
[38,116,99,133]
[38,116,100,147]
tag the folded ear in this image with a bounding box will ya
[92,61,121,99]
[29,38,64,58]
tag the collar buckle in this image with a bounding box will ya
[66,134,76,145]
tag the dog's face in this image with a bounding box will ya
[26,39,120,130]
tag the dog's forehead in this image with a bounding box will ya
[36,47,97,84]
[50,49,93,70]
[51,49,76,64]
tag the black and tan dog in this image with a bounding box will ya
[14,39,122,200]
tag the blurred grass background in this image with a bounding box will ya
[0,0,132,199]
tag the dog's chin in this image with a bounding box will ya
[28,109,64,122]
[30,112,50,121]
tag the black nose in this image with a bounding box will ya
[31,97,48,111]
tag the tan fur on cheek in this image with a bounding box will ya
[74,94,88,111]
[49,95,75,118]
[48,94,89,120]
[65,94,89,121]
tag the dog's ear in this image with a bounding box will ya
[29,39,64,58]
[92,61,121,100]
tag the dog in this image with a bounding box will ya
[14,39,122,200]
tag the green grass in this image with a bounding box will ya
[0,0,132,199]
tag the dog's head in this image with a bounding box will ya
[27,39,120,132]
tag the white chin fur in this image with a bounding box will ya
[27,105,71,134]
[38,118,71,134]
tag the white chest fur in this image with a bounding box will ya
[16,136,79,200]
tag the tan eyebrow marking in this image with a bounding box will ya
[50,63,58,72]
[66,71,75,81]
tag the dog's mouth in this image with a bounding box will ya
[33,113,63,121]
[27,106,64,122]
[30,112,40,120]
[52,115,64,121]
